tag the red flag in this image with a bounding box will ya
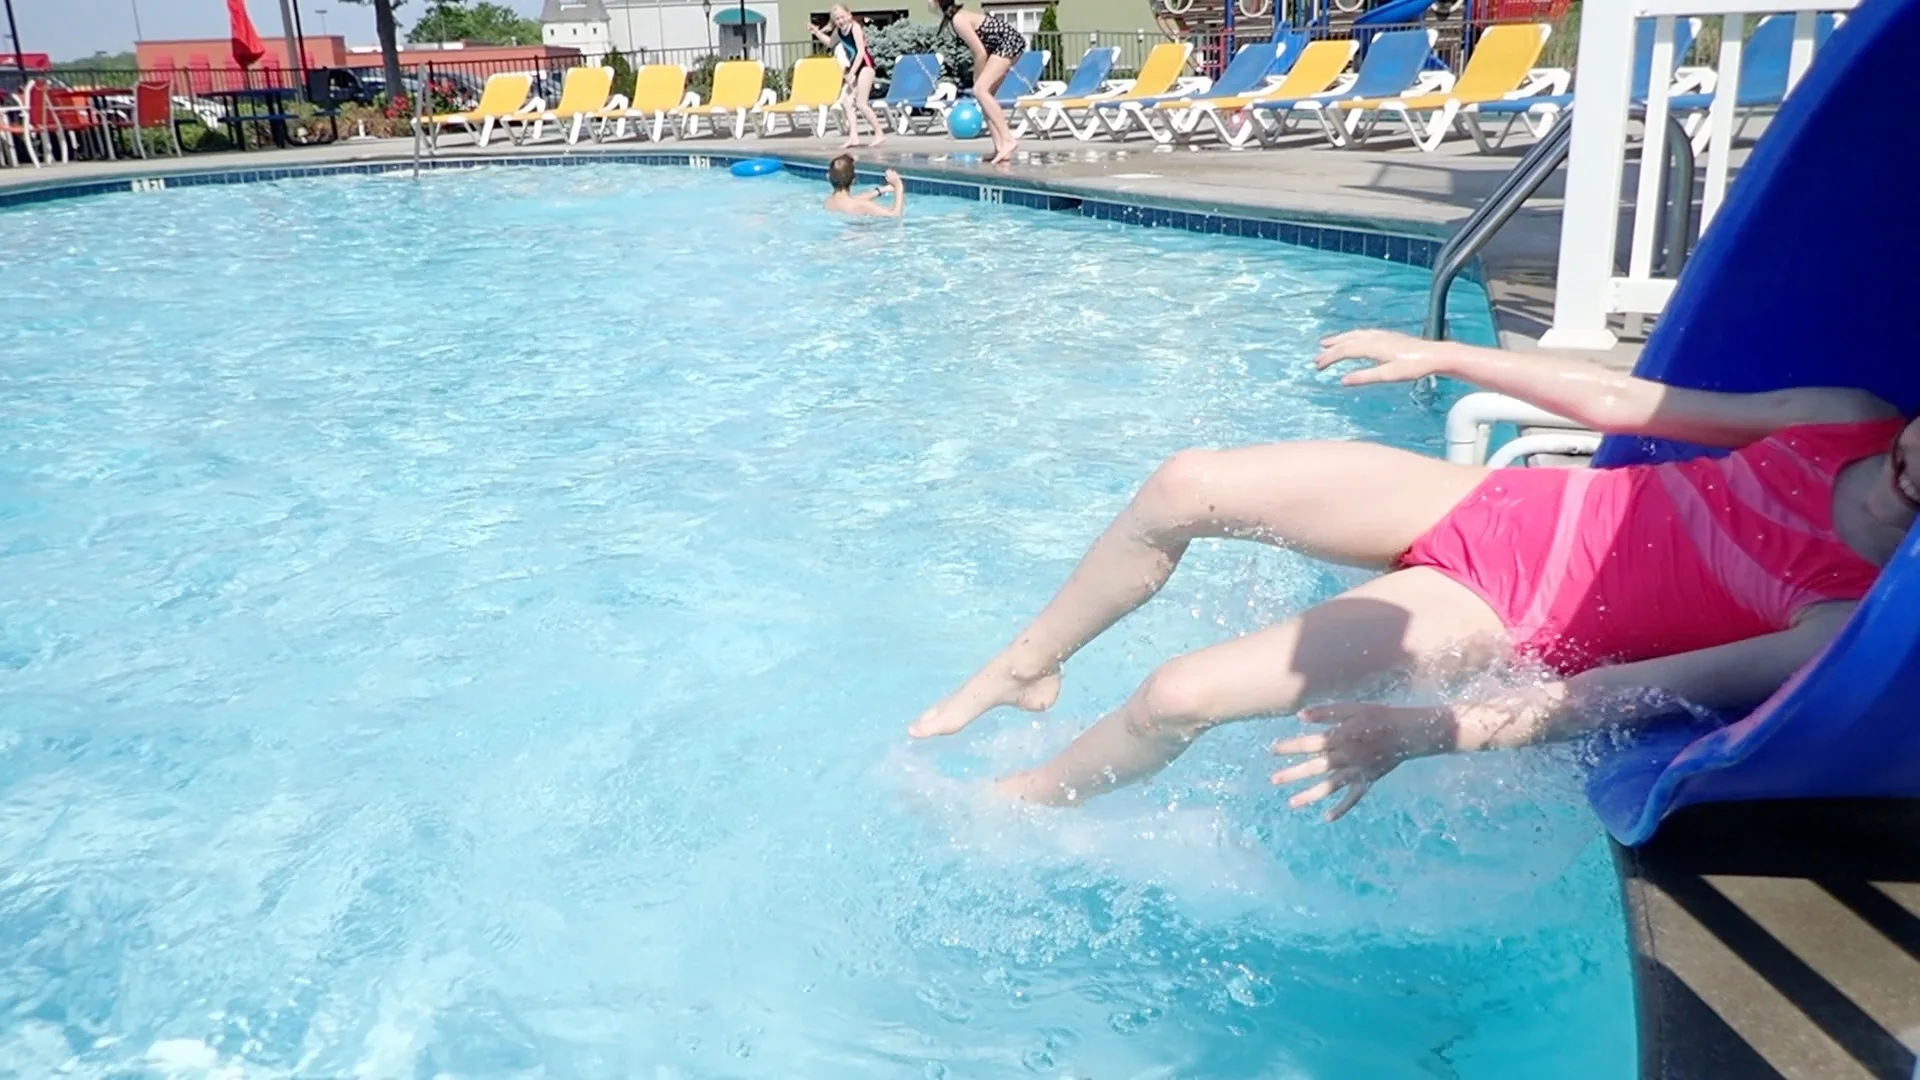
[227,0,266,69]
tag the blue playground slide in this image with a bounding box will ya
[1583,0,1920,844]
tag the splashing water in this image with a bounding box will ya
[0,166,1631,1078]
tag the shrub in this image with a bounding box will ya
[605,50,637,99]
[868,19,974,88]
[688,53,722,103]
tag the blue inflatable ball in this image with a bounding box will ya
[730,157,783,178]
[947,99,985,140]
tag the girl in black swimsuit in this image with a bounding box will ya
[810,5,886,148]
[932,0,1027,164]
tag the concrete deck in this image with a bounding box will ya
[7,125,1914,1080]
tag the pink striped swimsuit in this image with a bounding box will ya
[1398,420,1901,674]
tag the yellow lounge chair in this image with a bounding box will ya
[593,63,693,142]
[1333,23,1559,151]
[414,72,536,149]
[503,65,615,145]
[1024,41,1198,140]
[1148,39,1357,147]
[672,60,774,139]
[754,56,845,137]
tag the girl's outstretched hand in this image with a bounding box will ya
[1269,703,1450,820]
[1313,330,1452,386]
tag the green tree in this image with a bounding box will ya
[341,0,407,108]
[1036,4,1060,80]
[409,1,544,45]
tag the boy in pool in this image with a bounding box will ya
[824,155,906,218]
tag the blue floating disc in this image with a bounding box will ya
[730,158,784,178]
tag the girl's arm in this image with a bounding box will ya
[1315,330,1898,449]
[808,21,833,45]
[1272,603,1854,818]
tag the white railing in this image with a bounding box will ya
[1540,0,1854,351]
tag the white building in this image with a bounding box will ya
[541,0,615,51]
[596,0,783,58]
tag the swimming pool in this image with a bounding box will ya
[0,163,1632,1078]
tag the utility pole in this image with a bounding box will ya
[3,0,26,77]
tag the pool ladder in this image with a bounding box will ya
[1414,110,1699,401]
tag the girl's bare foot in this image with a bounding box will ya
[840,136,863,149]
[910,659,1061,738]
[868,134,886,148]
[988,139,1016,165]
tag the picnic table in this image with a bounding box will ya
[204,86,302,150]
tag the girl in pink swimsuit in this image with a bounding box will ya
[914,330,1920,819]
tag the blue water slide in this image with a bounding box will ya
[1583,0,1920,845]
[1350,0,1444,63]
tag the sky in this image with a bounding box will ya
[4,0,547,62]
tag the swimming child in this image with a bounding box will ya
[913,329,1920,819]
[823,155,906,218]
[931,0,1027,165]
[810,6,886,148]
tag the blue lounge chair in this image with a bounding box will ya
[880,53,948,134]
[1267,29,1312,76]
[1092,39,1283,140]
[1664,12,1839,152]
[939,49,1050,135]
[1016,45,1121,136]
[1247,27,1436,146]
[1469,17,1704,149]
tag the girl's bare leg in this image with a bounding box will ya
[909,442,1490,738]
[996,567,1507,804]
[974,55,1017,163]
[839,78,862,146]
[855,67,885,146]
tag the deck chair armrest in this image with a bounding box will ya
[1326,73,1359,96]
[1031,80,1065,96]
[678,91,700,108]
[1670,67,1717,96]
[932,80,958,104]
[1411,71,1454,95]
[1512,67,1571,97]
[1174,75,1211,95]
[755,89,777,108]
[604,93,631,111]
[518,97,546,114]
[1101,79,1137,96]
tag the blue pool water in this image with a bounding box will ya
[0,164,1632,1078]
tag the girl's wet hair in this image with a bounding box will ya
[936,0,960,31]
[827,154,857,191]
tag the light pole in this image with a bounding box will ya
[316,7,329,35]
[3,0,25,77]
[700,0,713,53]
[129,0,146,42]
[735,0,748,59]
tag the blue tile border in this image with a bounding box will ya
[0,150,1459,270]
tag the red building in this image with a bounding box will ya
[135,36,583,92]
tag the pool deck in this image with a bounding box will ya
[9,128,1917,1080]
